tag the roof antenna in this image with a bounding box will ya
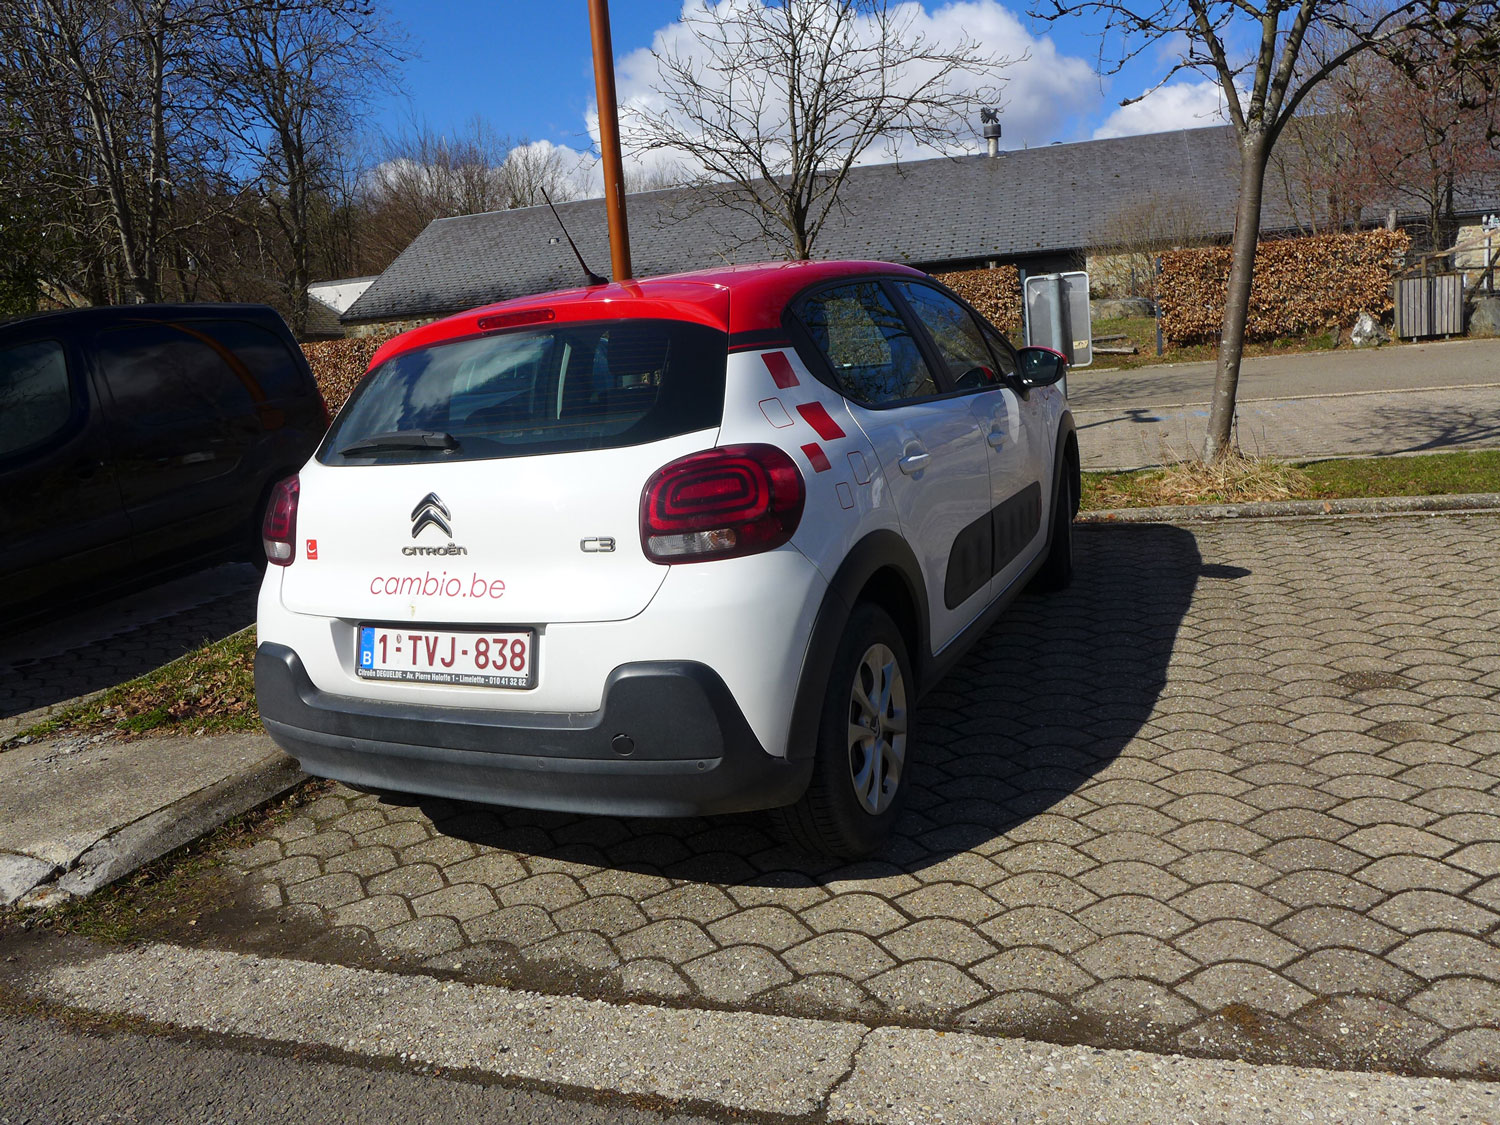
[540,186,608,287]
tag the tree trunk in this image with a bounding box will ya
[1202,130,1271,462]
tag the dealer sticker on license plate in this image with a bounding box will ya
[357,625,535,688]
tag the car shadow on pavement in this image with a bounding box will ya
[418,522,1205,884]
[0,567,259,724]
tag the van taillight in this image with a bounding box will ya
[640,445,804,563]
[262,475,300,566]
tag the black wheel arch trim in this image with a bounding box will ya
[1052,409,1080,518]
[786,529,930,760]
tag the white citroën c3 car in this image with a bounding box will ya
[255,259,1078,857]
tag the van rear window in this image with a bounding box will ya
[320,319,726,465]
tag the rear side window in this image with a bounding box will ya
[798,282,937,405]
[320,319,726,465]
[196,319,309,399]
[96,321,257,429]
[0,339,71,457]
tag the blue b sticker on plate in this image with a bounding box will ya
[358,626,375,668]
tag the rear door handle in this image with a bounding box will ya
[898,451,931,475]
[986,431,1005,448]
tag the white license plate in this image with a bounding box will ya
[356,624,535,688]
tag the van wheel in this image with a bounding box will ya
[771,603,911,858]
[1031,467,1074,593]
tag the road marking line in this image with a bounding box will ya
[1073,381,1500,414]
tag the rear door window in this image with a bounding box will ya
[0,339,72,457]
[95,321,257,429]
[796,282,937,405]
[320,319,726,465]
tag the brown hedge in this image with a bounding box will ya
[1158,229,1410,346]
[932,266,1023,339]
[301,333,398,413]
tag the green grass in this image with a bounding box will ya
[1083,449,1500,510]
[1299,451,1500,498]
[10,626,258,745]
[1090,315,1354,370]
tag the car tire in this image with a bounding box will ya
[1031,465,1074,593]
[771,602,912,858]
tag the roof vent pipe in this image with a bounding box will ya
[981,108,1002,158]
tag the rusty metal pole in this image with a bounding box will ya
[588,0,631,282]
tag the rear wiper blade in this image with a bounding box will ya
[338,429,461,455]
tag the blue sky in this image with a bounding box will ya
[370,1,1231,169]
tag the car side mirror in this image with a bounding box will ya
[1017,347,1067,388]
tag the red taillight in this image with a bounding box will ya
[640,445,805,563]
[262,474,300,566]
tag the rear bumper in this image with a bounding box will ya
[255,643,812,817]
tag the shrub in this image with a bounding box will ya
[1158,229,1410,346]
[300,334,397,412]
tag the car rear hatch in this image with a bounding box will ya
[279,311,728,625]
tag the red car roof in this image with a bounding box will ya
[366,259,928,370]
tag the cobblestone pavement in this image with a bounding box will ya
[204,514,1499,1077]
[0,567,258,723]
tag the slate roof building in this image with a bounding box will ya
[342,123,1497,331]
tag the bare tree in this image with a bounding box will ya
[363,123,583,270]
[1267,112,1371,235]
[1031,0,1499,460]
[624,158,691,195]
[212,0,401,335]
[626,0,1016,260]
[1091,190,1214,299]
[0,0,216,303]
[1339,42,1500,249]
[499,139,587,209]
[364,120,511,263]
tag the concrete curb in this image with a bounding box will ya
[1079,491,1500,524]
[18,942,1499,1124]
[6,752,305,906]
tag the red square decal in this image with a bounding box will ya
[306,539,318,560]
[763,351,799,388]
[801,442,832,472]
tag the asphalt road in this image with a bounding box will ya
[1068,337,1500,411]
[0,1013,719,1125]
[1068,338,1500,469]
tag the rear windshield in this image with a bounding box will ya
[320,319,726,465]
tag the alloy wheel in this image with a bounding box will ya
[846,642,907,815]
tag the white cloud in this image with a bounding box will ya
[1091,79,1236,139]
[500,138,600,200]
[910,2,1100,151]
[592,0,1098,176]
